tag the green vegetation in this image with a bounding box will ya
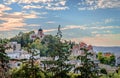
[10,31,34,47]
[0,39,10,77]
[100,67,120,78]
[97,52,115,66]
[75,45,99,78]
[41,35,73,78]
[11,63,45,78]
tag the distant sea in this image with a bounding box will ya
[93,46,120,55]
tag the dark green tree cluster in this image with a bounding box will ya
[41,35,73,78]
[0,38,10,78]
[74,44,99,78]
[97,52,115,66]
[11,63,45,78]
[31,38,48,56]
[10,31,34,47]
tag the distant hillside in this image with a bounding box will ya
[93,46,120,55]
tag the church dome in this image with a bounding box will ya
[38,28,43,31]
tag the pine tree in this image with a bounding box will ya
[0,39,10,78]
[41,26,73,78]
[74,43,99,78]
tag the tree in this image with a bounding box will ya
[10,31,34,48]
[109,54,115,66]
[31,39,47,56]
[74,43,99,78]
[41,26,73,78]
[11,41,43,78]
[97,52,115,66]
[11,63,45,78]
[0,39,10,78]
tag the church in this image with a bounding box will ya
[30,28,45,40]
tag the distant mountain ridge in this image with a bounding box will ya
[93,46,120,55]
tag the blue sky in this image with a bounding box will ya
[0,0,120,46]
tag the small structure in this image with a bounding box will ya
[115,55,120,66]
[30,28,45,40]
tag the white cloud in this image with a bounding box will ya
[91,30,111,35]
[45,6,69,10]
[23,5,44,9]
[27,24,40,27]
[64,25,120,30]
[42,25,87,33]
[41,25,120,33]
[78,0,120,10]
[4,0,53,4]
[4,0,68,10]
[91,31,98,34]
[0,4,12,13]
[46,21,55,24]
[35,25,87,33]
[78,7,86,10]
[104,18,114,24]
[44,28,57,32]
[62,25,87,30]
[104,30,111,33]
[90,26,120,30]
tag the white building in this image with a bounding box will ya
[70,42,99,67]
[115,55,120,66]
[6,42,40,68]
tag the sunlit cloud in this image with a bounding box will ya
[71,34,120,46]
[0,4,12,13]
[0,12,37,31]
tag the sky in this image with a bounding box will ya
[0,0,120,46]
